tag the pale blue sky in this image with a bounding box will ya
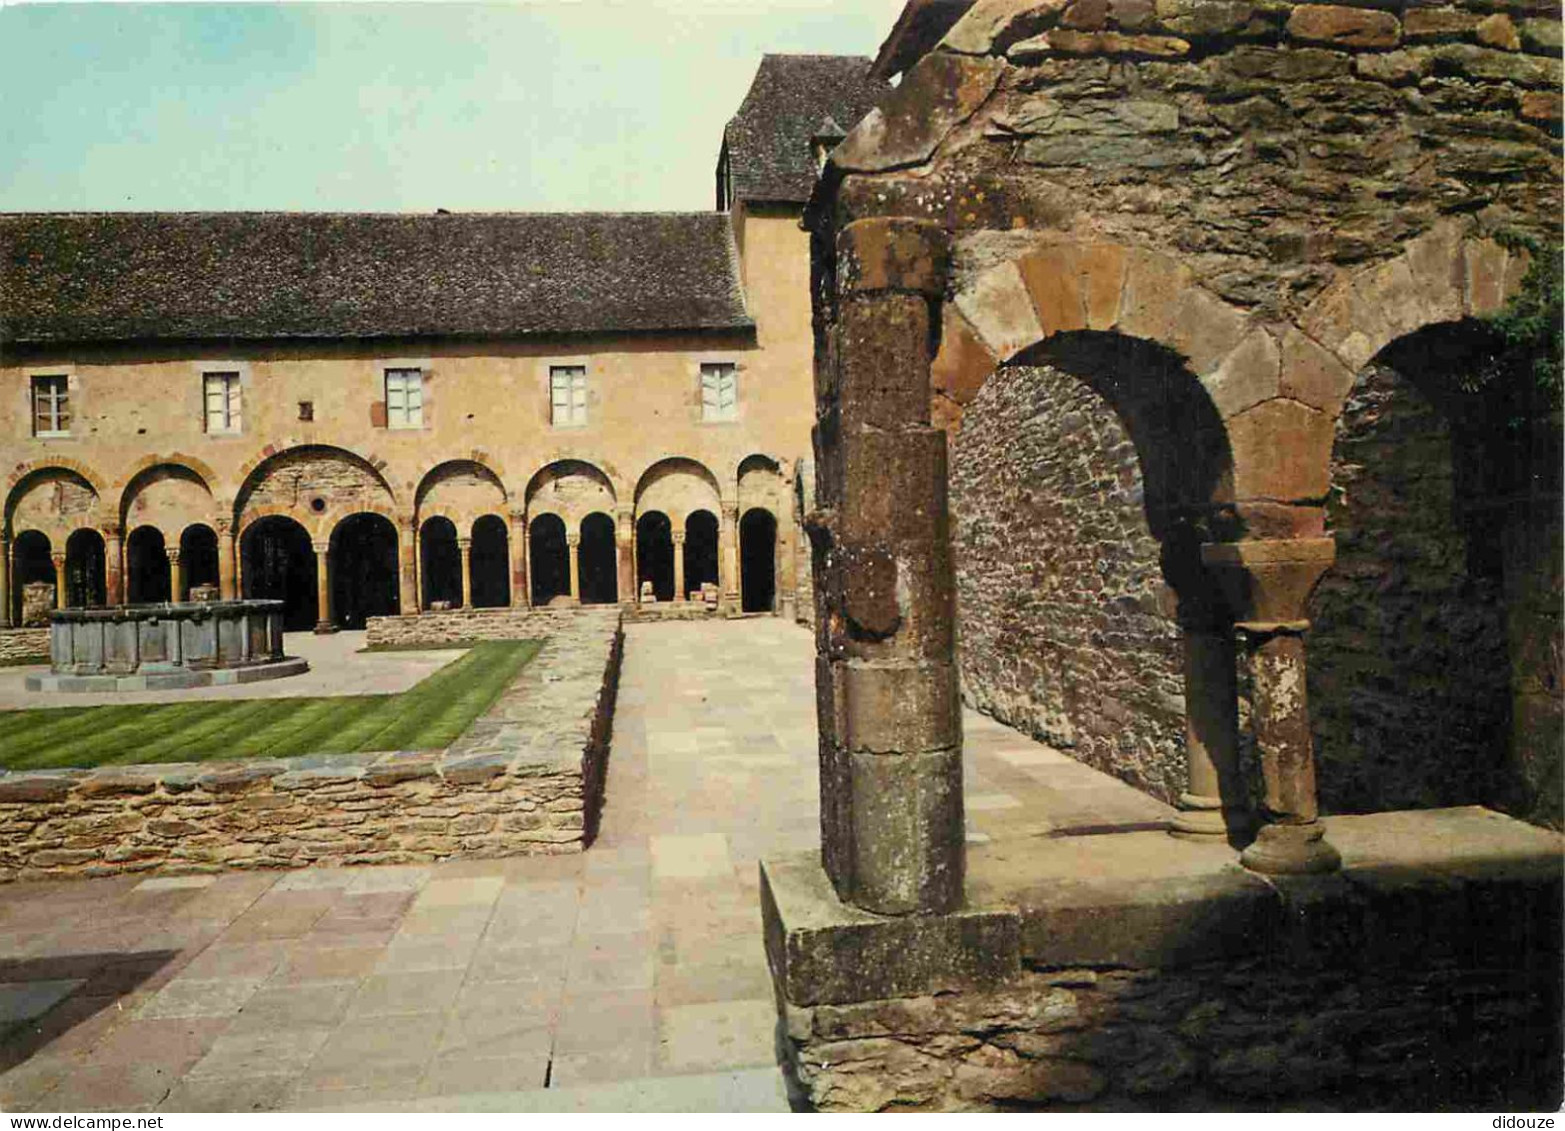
[0,1,902,212]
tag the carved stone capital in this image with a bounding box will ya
[1200,537,1335,627]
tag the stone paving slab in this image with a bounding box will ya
[0,617,1185,1112]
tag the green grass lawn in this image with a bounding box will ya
[0,639,542,772]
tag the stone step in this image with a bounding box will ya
[305,1067,792,1113]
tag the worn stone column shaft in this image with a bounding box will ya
[816,215,962,916]
[457,536,473,610]
[312,541,335,633]
[217,524,237,601]
[412,530,423,612]
[1170,625,1244,840]
[672,532,686,602]
[509,511,529,608]
[103,528,123,607]
[719,503,739,603]
[51,551,68,609]
[166,547,184,604]
[397,521,417,615]
[0,534,10,627]
[615,509,634,605]
[566,533,581,601]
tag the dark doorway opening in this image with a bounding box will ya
[741,508,777,613]
[242,516,316,631]
[180,524,220,599]
[529,514,570,606]
[420,516,461,609]
[12,530,53,623]
[126,526,170,605]
[684,510,719,600]
[471,515,510,609]
[579,513,618,605]
[636,511,674,602]
[65,529,106,608]
[333,513,399,629]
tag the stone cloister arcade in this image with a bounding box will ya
[1,445,796,631]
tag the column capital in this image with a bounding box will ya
[1200,537,1334,628]
[213,516,232,536]
[312,541,330,555]
[100,523,122,540]
[565,534,581,548]
[165,547,182,564]
[614,504,634,521]
[397,515,416,533]
[50,550,66,566]
[671,532,686,545]
[457,537,472,551]
[508,507,527,524]
[720,503,739,521]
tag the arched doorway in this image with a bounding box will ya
[241,516,316,631]
[420,516,461,609]
[333,513,400,629]
[529,514,570,606]
[179,524,220,600]
[126,526,170,604]
[740,508,777,613]
[636,511,674,602]
[684,510,719,601]
[11,531,53,623]
[579,513,618,605]
[471,515,510,609]
[65,529,106,608]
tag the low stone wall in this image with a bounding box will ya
[0,628,50,664]
[623,602,723,623]
[764,809,1564,1112]
[0,611,623,881]
[364,606,599,647]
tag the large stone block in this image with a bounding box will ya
[953,260,1046,362]
[930,304,999,410]
[837,294,932,429]
[1225,399,1335,504]
[837,217,949,298]
[845,745,966,914]
[839,659,962,753]
[831,52,1005,175]
[1286,4,1400,49]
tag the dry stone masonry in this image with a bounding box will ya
[0,610,622,880]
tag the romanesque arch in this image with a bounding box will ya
[633,457,721,524]
[415,458,508,527]
[119,463,215,541]
[234,444,397,539]
[524,459,616,525]
[5,465,103,543]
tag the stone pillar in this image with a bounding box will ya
[672,532,686,602]
[520,519,534,609]
[719,503,739,607]
[566,533,581,603]
[51,551,68,610]
[312,540,336,634]
[1169,621,1245,841]
[812,216,962,916]
[615,507,634,604]
[508,509,529,608]
[166,547,183,605]
[457,536,473,610]
[397,518,417,615]
[0,533,10,627]
[103,526,123,607]
[1203,537,1340,875]
[412,527,423,612]
[216,520,237,601]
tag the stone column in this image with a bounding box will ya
[167,547,184,604]
[51,551,68,610]
[508,509,529,608]
[457,536,473,610]
[0,533,10,627]
[216,520,237,601]
[615,507,634,604]
[520,519,534,608]
[1169,620,1245,841]
[566,533,581,602]
[397,518,417,615]
[412,527,423,612]
[1203,537,1340,875]
[719,503,739,607]
[672,532,686,602]
[812,216,962,916]
[312,540,336,633]
[103,526,123,607]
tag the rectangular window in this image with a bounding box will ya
[550,365,588,426]
[203,371,241,433]
[700,362,737,422]
[32,375,69,437]
[385,367,423,429]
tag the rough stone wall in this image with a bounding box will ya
[9,472,100,538]
[364,606,605,646]
[951,363,1184,802]
[0,628,50,663]
[240,449,391,514]
[415,461,507,522]
[0,613,623,880]
[1309,358,1511,815]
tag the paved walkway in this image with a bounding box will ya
[0,632,460,710]
[0,618,1169,1112]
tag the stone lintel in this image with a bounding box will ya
[764,809,1563,1009]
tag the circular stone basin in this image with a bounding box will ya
[25,599,309,693]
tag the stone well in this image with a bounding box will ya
[26,599,307,692]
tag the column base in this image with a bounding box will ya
[313,622,339,635]
[1168,793,1228,840]
[1239,820,1341,875]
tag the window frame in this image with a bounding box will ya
[202,370,243,435]
[30,373,70,438]
[699,361,739,424]
[549,364,589,428]
[384,366,425,430]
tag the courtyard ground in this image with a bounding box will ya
[0,617,1170,1112]
[0,640,538,770]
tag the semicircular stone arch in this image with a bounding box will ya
[5,465,104,542]
[415,459,508,529]
[737,453,787,521]
[633,457,722,527]
[119,462,216,541]
[234,445,397,539]
[524,459,617,527]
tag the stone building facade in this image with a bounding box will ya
[0,56,885,635]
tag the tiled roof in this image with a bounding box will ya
[0,211,752,345]
[722,55,887,205]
